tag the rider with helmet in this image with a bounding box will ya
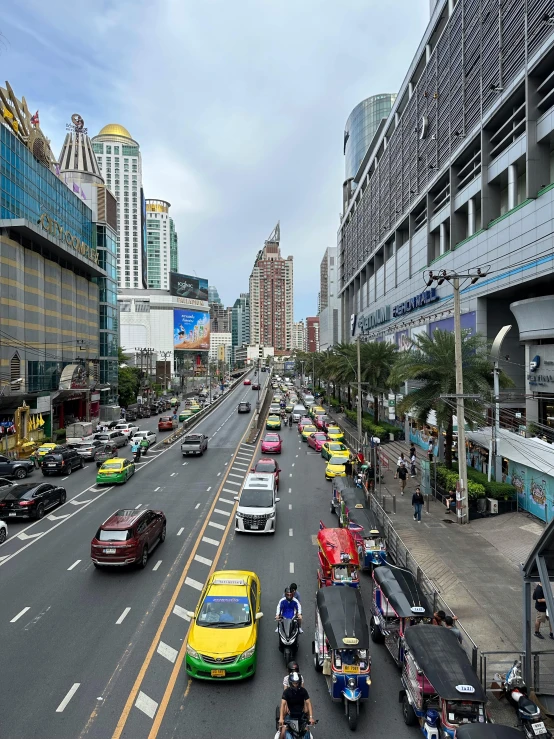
[278,672,315,739]
[275,587,302,631]
[283,660,305,689]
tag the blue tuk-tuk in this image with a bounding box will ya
[400,625,489,738]
[370,565,433,666]
[313,586,371,731]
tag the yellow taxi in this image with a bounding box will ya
[326,425,345,442]
[300,424,317,442]
[185,570,263,680]
[321,441,351,461]
[266,414,282,430]
[96,457,135,485]
[309,405,325,419]
[36,443,57,459]
[325,455,348,480]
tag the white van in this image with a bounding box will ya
[303,394,315,407]
[235,473,280,534]
[291,405,307,423]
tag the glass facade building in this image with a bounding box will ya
[170,218,178,274]
[94,224,118,402]
[344,94,396,182]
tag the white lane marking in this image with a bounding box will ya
[154,487,160,492]
[177,527,184,536]
[67,560,81,571]
[195,503,200,509]
[173,604,190,621]
[17,532,42,541]
[289,528,293,537]
[135,504,142,509]
[194,554,213,566]
[289,504,292,510]
[116,607,131,625]
[157,640,178,664]
[236,454,250,459]
[233,461,248,467]
[292,463,295,467]
[10,607,30,623]
[185,576,204,591]
[296,454,298,458]
[288,488,292,493]
[202,536,220,546]
[170,472,177,477]
[56,683,80,713]
[135,691,158,720]
[182,462,188,466]
[209,521,226,531]
[206,486,212,492]
[228,473,244,479]
[70,499,90,505]
[225,480,241,486]
[289,473,293,477]
[290,562,295,573]
[152,560,162,571]
[214,508,231,517]
[62,476,69,481]
[219,498,235,506]
[223,487,237,495]
[46,513,70,521]
[217,472,221,476]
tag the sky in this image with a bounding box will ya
[1,0,429,321]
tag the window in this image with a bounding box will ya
[106,145,111,154]
[10,353,21,388]
[114,147,119,155]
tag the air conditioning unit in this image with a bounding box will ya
[487,498,498,514]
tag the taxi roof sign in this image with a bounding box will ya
[411,606,426,613]
[342,637,359,645]
[212,578,246,586]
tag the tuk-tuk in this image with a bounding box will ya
[317,524,360,588]
[313,586,371,731]
[400,625,488,737]
[330,477,351,518]
[456,725,522,739]
[370,565,433,665]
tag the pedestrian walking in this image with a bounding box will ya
[395,452,407,479]
[409,443,416,459]
[345,457,353,478]
[444,615,463,643]
[398,464,408,495]
[412,486,424,522]
[428,436,434,462]
[410,452,417,477]
[534,581,554,639]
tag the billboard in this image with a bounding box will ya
[141,188,148,289]
[173,309,210,351]
[169,272,208,302]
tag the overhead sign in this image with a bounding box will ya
[393,288,438,318]
[40,213,97,264]
[59,364,88,390]
[169,272,209,302]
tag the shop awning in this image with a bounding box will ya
[467,427,554,477]
[51,389,89,403]
[408,409,467,432]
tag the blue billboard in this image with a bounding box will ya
[173,309,210,351]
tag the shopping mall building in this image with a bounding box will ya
[0,84,117,442]
[339,0,554,429]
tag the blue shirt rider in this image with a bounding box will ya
[276,587,302,629]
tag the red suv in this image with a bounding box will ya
[158,416,177,431]
[91,508,166,569]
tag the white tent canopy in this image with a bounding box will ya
[466,427,554,477]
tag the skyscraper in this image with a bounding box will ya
[306,317,320,353]
[91,124,143,289]
[170,218,178,274]
[249,223,293,351]
[231,293,250,358]
[291,321,306,351]
[208,285,222,304]
[318,247,341,350]
[145,199,177,290]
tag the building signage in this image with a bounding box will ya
[59,364,88,390]
[176,296,209,310]
[169,272,209,302]
[527,347,554,389]
[39,213,98,264]
[355,306,391,335]
[392,288,438,318]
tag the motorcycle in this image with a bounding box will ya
[494,660,551,739]
[273,716,318,739]
[132,447,142,464]
[277,616,300,665]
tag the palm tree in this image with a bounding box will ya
[389,329,512,469]
[359,341,397,423]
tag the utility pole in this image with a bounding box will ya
[490,325,512,482]
[356,336,362,446]
[159,350,171,393]
[427,267,488,524]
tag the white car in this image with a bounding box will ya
[114,422,140,438]
[130,430,157,446]
[0,518,7,544]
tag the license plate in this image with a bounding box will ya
[532,723,547,735]
[103,548,116,554]
[48,464,56,467]
[9,512,16,517]
[211,669,226,677]
[343,665,359,674]
[251,524,259,530]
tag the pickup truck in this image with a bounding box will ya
[0,454,35,479]
[180,434,208,457]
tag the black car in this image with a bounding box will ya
[41,448,84,476]
[238,402,251,413]
[0,455,35,480]
[125,409,137,421]
[93,443,119,467]
[0,481,67,519]
[251,383,260,390]
[149,405,159,415]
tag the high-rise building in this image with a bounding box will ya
[145,199,177,291]
[91,124,143,289]
[208,285,222,304]
[170,218,178,274]
[209,332,232,366]
[58,115,119,403]
[291,321,305,352]
[249,223,293,351]
[318,247,341,350]
[232,293,250,357]
[210,302,232,333]
[306,317,320,353]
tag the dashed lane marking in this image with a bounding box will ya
[202,536,220,546]
[172,605,190,621]
[223,487,237,495]
[225,480,241,486]
[170,472,177,477]
[206,486,211,492]
[289,504,292,510]
[228,473,244,479]
[135,691,158,720]
[177,528,184,536]
[194,554,213,566]
[116,608,131,625]
[214,508,231,517]
[195,503,200,509]
[67,560,81,571]
[208,521,226,531]
[157,641,178,664]
[289,529,293,537]
[10,607,30,623]
[185,577,204,591]
[219,498,235,505]
[135,504,142,509]
[155,487,160,492]
[56,683,80,713]
[152,561,162,571]
[290,562,294,573]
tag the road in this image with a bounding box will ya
[0,374,418,739]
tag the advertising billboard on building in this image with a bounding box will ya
[169,272,208,302]
[173,309,210,351]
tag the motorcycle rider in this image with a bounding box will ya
[283,660,305,689]
[276,587,302,632]
[278,672,315,739]
[131,440,141,462]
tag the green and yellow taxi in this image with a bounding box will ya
[285,402,294,413]
[35,443,57,464]
[266,414,282,430]
[185,570,263,680]
[300,424,317,442]
[325,455,348,480]
[179,409,194,422]
[96,457,135,485]
[321,441,351,461]
[309,405,325,419]
[189,403,202,414]
[326,425,345,442]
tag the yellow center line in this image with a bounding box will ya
[109,423,262,739]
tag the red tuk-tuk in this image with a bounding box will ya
[317,523,360,588]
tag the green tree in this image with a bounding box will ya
[118,346,140,407]
[359,341,398,423]
[389,329,512,469]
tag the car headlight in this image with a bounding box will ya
[268,512,276,518]
[186,644,199,659]
[238,645,256,661]
[236,512,244,518]
[347,677,357,689]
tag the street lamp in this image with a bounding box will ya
[0,378,23,396]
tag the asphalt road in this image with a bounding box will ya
[0,376,419,739]
[0,370,263,739]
